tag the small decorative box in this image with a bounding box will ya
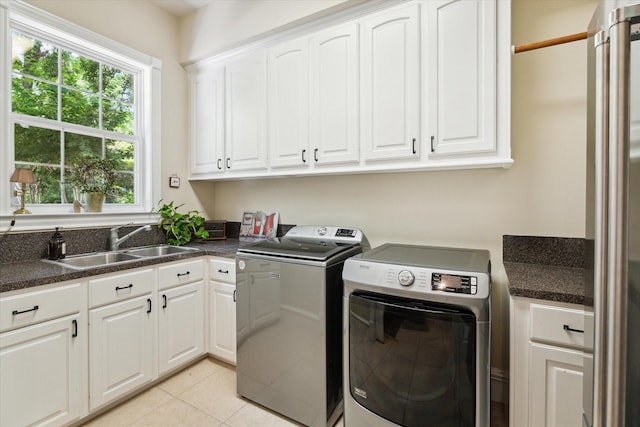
[204,220,226,240]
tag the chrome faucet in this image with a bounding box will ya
[110,223,152,251]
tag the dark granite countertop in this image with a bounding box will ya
[0,239,247,294]
[503,235,587,305]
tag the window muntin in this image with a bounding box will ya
[10,28,140,210]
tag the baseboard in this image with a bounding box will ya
[491,368,509,404]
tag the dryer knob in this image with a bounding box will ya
[317,226,327,236]
[398,270,415,287]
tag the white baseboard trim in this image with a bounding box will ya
[491,368,509,404]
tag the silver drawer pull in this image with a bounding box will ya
[12,305,39,315]
[563,324,584,333]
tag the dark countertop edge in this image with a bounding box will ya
[0,241,242,294]
[504,261,586,305]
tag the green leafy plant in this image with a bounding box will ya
[155,200,209,245]
[67,156,118,194]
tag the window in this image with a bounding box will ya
[1,2,160,223]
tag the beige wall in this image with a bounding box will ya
[25,0,203,213]
[183,0,598,374]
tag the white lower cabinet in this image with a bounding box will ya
[0,313,85,427]
[510,297,593,427]
[529,342,589,427]
[0,255,221,426]
[158,259,206,374]
[209,280,236,364]
[158,281,205,374]
[89,293,155,411]
[0,281,86,427]
[208,257,236,364]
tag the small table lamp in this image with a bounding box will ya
[10,168,35,214]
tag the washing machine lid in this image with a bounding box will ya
[237,225,369,262]
[359,243,490,274]
[237,237,358,261]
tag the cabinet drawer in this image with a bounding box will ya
[0,282,82,332]
[210,257,236,284]
[530,303,592,350]
[90,268,154,308]
[158,259,204,290]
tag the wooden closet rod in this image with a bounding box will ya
[512,31,588,54]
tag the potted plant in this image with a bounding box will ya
[155,200,209,245]
[67,157,118,212]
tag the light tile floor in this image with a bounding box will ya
[82,357,507,426]
[82,357,312,427]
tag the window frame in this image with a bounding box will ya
[0,1,161,230]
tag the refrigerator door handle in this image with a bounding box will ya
[591,29,610,427]
[605,11,632,427]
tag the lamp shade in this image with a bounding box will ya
[10,168,35,184]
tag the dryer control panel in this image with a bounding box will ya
[432,273,477,295]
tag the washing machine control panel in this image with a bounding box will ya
[432,273,477,295]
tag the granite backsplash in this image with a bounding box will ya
[0,221,296,264]
[503,235,586,268]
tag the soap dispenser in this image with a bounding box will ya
[48,227,66,260]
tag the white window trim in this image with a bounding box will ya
[0,0,161,231]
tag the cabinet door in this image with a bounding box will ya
[0,314,83,427]
[209,280,236,364]
[225,51,268,171]
[189,67,225,175]
[361,3,420,162]
[427,0,496,155]
[529,343,587,427]
[89,294,155,410]
[269,38,310,169]
[309,22,360,165]
[158,281,205,375]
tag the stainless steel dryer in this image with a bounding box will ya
[342,243,491,427]
[236,225,370,427]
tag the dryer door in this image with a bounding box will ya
[348,291,476,427]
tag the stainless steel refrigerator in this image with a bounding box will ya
[584,2,640,426]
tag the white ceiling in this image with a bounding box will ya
[149,0,214,17]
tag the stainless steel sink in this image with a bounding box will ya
[42,244,199,270]
[45,251,142,270]
[123,245,199,257]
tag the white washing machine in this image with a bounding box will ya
[342,243,491,427]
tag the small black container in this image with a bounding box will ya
[48,227,66,260]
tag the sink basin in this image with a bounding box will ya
[123,245,199,257]
[42,245,200,270]
[46,251,142,270]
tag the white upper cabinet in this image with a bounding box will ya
[309,22,360,165]
[426,0,497,156]
[189,67,225,175]
[361,3,420,162]
[225,51,268,171]
[186,0,511,180]
[268,38,310,169]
